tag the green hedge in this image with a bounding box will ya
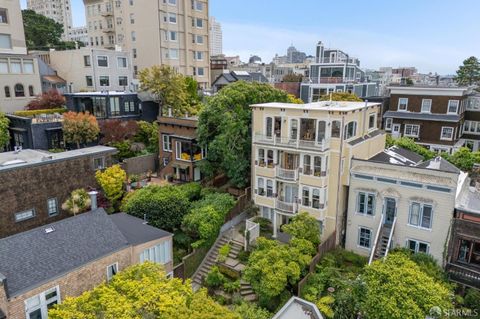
[14,108,67,117]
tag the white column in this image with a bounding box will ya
[272,211,278,238]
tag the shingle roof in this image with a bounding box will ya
[0,209,168,297]
[383,111,461,122]
[369,146,423,166]
[416,157,461,173]
[109,213,171,245]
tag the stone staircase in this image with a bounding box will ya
[240,280,257,302]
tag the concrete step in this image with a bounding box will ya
[243,294,257,302]
[241,289,254,296]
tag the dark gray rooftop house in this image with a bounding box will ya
[0,208,173,319]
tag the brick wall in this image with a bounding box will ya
[0,153,114,238]
[390,94,467,114]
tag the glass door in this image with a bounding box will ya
[384,197,396,225]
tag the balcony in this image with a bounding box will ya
[103,27,115,33]
[254,134,328,152]
[101,10,113,17]
[275,198,296,214]
[447,263,480,289]
[276,167,298,181]
[303,76,358,84]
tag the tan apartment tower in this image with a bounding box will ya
[83,0,210,88]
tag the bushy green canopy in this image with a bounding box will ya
[281,212,321,247]
[0,113,9,149]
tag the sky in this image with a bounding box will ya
[20,0,480,74]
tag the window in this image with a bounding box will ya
[107,263,118,282]
[14,83,25,97]
[266,150,274,165]
[193,0,203,11]
[132,48,137,58]
[407,239,429,254]
[84,55,91,66]
[47,198,58,217]
[290,119,298,139]
[317,121,326,142]
[124,101,135,112]
[166,30,177,41]
[99,76,110,87]
[257,178,265,196]
[358,227,371,248]
[302,187,310,206]
[261,206,273,220]
[257,148,265,165]
[426,185,451,193]
[344,121,357,140]
[266,117,273,138]
[10,58,21,73]
[86,76,93,87]
[466,97,480,111]
[303,155,311,174]
[118,76,128,86]
[109,97,120,116]
[93,157,105,170]
[97,56,108,67]
[313,156,322,176]
[266,180,273,197]
[357,192,375,215]
[129,0,133,5]
[15,209,35,222]
[196,67,205,76]
[312,189,320,209]
[23,60,34,73]
[168,13,177,23]
[139,241,171,264]
[331,120,341,137]
[194,35,204,44]
[354,174,374,180]
[4,86,10,97]
[398,97,408,111]
[25,286,60,319]
[408,202,433,229]
[377,177,397,184]
[129,13,134,24]
[194,51,204,61]
[368,113,376,129]
[166,0,177,4]
[0,58,7,73]
[0,34,11,49]
[131,31,136,42]
[421,99,432,113]
[448,100,459,114]
[0,8,8,23]
[384,118,392,131]
[162,134,172,152]
[194,17,203,28]
[117,56,128,68]
[400,181,422,188]
[441,127,454,140]
[404,124,420,137]
[28,85,34,96]
[168,48,179,59]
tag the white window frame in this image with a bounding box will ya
[404,124,420,138]
[421,99,432,113]
[15,209,36,222]
[106,262,118,282]
[139,240,172,264]
[356,192,375,216]
[398,97,408,111]
[25,286,60,319]
[357,227,372,249]
[368,113,376,130]
[168,48,179,60]
[99,75,110,87]
[406,238,430,254]
[116,56,128,68]
[447,100,459,114]
[384,118,392,131]
[167,0,177,5]
[96,55,109,68]
[408,202,433,230]
[195,34,204,44]
[168,12,177,24]
[118,76,128,87]
[162,134,172,152]
[47,198,59,217]
[440,126,454,141]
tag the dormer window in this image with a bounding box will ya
[398,98,408,111]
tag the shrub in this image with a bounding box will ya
[223,279,240,293]
[100,119,138,144]
[234,302,271,319]
[237,250,250,264]
[253,217,272,232]
[95,165,126,208]
[111,140,137,161]
[26,90,65,110]
[205,266,225,288]
[217,243,230,263]
[14,108,67,117]
[464,288,480,311]
[281,212,321,247]
[134,121,159,153]
[177,182,202,201]
[62,188,91,215]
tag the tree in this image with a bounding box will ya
[233,302,271,319]
[49,262,240,319]
[134,121,159,153]
[99,119,139,144]
[386,135,435,161]
[26,90,66,110]
[319,92,362,102]
[441,147,480,172]
[139,65,197,117]
[62,111,100,149]
[281,212,321,247]
[0,112,9,149]
[360,252,452,319]
[243,237,313,303]
[197,81,291,187]
[62,189,91,215]
[455,56,480,86]
[282,74,303,82]
[22,10,77,50]
[95,165,127,208]
[121,185,191,232]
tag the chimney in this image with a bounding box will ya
[88,191,98,210]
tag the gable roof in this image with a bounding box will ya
[109,213,172,245]
[369,146,423,166]
[0,209,169,297]
[212,70,269,87]
[416,157,461,173]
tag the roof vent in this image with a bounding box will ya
[44,226,55,234]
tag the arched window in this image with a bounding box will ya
[258,149,265,165]
[257,178,265,196]
[331,120,341,138]
[14,84,25,97]
[4,86,10,98]
[344,121,357,140]
[28,85,34,96]
[303,155,311,175]
[317,120,326,142]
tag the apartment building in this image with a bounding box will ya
[0,0,42,113]
[47,47,133,92]
[68,26,89,46]
[83,0,210,88]
[0,146,116,238]
[158,115,205,182]
[463,93,480,151]
[345,147,461,264]
[300,41,378,103]
[384,86,471,153]
[0,208,173,319]
[251,100,386,242]
[27,0,73,41]
[209,16,222,56]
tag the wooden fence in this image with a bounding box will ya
[296,230,337,297]
[224,187,251,223]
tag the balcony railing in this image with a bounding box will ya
[447,263,480,289]
[315,57,360,65]
[254,134,328,152]
[276,167,298,181]
[302,76,359,84]
[275,198,296,213]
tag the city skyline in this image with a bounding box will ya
[19,0,480,74]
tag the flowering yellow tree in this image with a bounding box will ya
[49,262,240,319]
[95,164,126,208]
[62,188,91,215]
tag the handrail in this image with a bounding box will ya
[384,216,397,258]
[368,213,384,265]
